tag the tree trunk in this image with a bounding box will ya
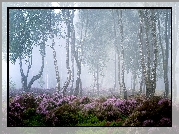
[117,9,127,100]
[139,9,158,98]
[51,35,60,93]
[74,47,82,96]
[164,9,170,98]
[112,9,117,91]
[143,83,146,94]
[70,23,75,95]
[132,72,136,95]
[20,42,45,92]
[138,10,149,97]
[158,10,170,98]
[139,72,144,94]
[114,53,117,91]
[118,53,121,96]
[151,9,158,97]
[97,63,99,96]
[143,10,152,97]
[62,9,72,96]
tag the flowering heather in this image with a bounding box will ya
[158,117,171,126]
[122,96,172,127]
[158,98,171,106]
[36,93,77,118]
[79,96,91,104]
[9,101,25,126]
[8,91,172,127]
[143,119,154,126]
[82,102,98,116]
[114,99,138,116]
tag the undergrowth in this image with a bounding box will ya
[8,92,172,127]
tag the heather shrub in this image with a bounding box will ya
[123,96,171,126]
[10,93,37,109]
[76,114,102,126]
[53,103,80,126]
[8,93,37,126]
[36,93,74,115]
[8,91,173,127]
[22,108,46,126]
[95,96,107,103]
[82,102,99,116]
[114,98,138,116]
[79,96,91,104]
[36,94,79,126]
[100,100,121,121]
[9,100,25,126]
[69,97,81,106]
[36,94,57,116]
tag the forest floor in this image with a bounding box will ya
[6,87,174,127]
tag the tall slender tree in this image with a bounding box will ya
[116,9,127,99]
[138,9,159,98]
[9,9,53,92]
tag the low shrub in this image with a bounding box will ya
[22,108,46,126]
[8,93,37,126]
[8,92,172,127]
[123,96,171,126]
[53,103,80,126]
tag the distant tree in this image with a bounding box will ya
[157,9,171,98]
[79,9,112,96]
[115,9,140,96]
[111,9,119,92]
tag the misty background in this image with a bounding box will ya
[8,10,170,93]
[1,2,175,101]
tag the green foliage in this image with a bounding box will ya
[109,121,123,126]
[76,113,106,126]
[54,103,80,126]
[9,9,62,64]
[23,108,45,126]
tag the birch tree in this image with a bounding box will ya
[9,9,52,92]
[138,9,159,98]
[116,9,127,99]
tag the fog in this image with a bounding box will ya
[6,8,172,98]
